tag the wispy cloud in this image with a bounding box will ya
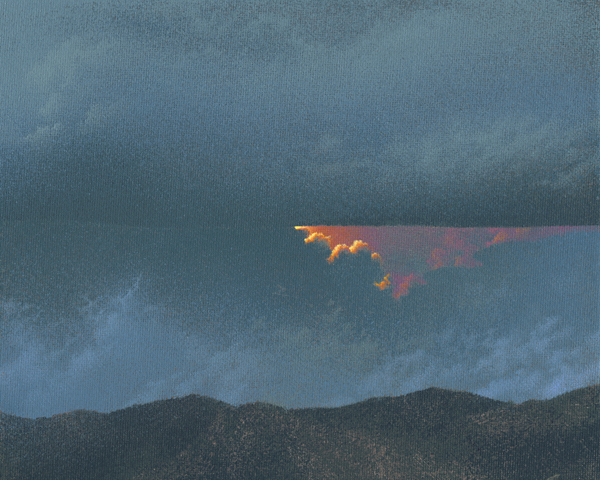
[359,318,599,403]
[2,268,596,418]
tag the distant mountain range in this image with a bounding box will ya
[1,386,597,479]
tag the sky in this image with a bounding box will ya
[0,0,598,418]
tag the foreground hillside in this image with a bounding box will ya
[0,386,597,480]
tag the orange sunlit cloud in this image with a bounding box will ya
[296,225,597,298]
[374,274,391,290]
[303,231,331,244]
[392,272,427,298]
[328,239,371,263]
[371,252,382,262]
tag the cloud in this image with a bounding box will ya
[23,122,65,145]
[82,103,120,131]
[297,227,331,246]
[328,239,371,263]
[358,318,599,403]
[0,280,265,417]
[0,282,383,416]
[0,282,188,417]
[383,116,597,186]
[295,225,598,297]
[0,0,596,227]
[473,319,600,401]
[374,274,391,291]
[22,35,123,135]
[389,272,427,298]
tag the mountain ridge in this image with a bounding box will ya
[1,385,597,479]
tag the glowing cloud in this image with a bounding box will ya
[296,225,597,298]
[328,239,371,263]
[374,274,391,291]
[303,231,331,245]
[392,273,427,298]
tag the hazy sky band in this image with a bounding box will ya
[1,0,597,227]
[296,225,598,297]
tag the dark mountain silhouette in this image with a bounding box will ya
[1,386,597,479]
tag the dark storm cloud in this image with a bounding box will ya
[1,0,597,226]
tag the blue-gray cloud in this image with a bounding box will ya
[2,271,596,418]
[1,0,597,226]
[357,317,599,404]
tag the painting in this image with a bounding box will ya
[0,1,597,477]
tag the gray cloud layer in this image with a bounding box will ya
[1,0,598,226]
[0,223,597,418]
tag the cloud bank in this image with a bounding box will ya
[0,0,597,227]
[1,278,596,418]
